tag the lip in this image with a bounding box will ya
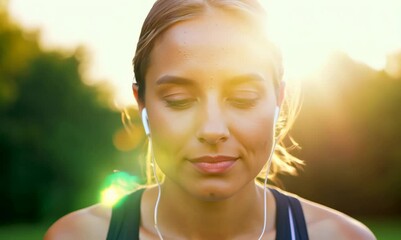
[188,155,238,174]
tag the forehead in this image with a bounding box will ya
[155,8,268,55]
[147,8,276,84]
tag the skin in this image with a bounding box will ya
[45,8,376,240]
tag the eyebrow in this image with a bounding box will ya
[155,73,267,86]
[227,74,266,86]
[156,75,195,86]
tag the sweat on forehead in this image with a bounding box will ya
[148,14,277,82]
[133,0,282,103]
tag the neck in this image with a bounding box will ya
[151,180,275,240]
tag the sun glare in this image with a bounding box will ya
[100,171,141,207]
[263,0,401,80]
[8,0,401,104]
[101,187,121,207]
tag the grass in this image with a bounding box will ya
[0,223,49,240]
[0,218,400,239]
[363,218,401,240]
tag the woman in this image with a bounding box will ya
[45,0,376,239]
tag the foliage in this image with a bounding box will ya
[0,8,131,223]
[282,52,401,217]
[364,218,401,240]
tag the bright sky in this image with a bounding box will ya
[8,0,401,107]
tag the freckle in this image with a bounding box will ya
[209,193,215,197]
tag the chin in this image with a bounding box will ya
[185,180,240,202]
[200,191,231,201]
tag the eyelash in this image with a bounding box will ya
[163,91,260,110]
[227,97,258,109]
[165,98,197,109]
[165,98,258,110]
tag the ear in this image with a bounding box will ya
[277,81,286,107]
[132,83,144,112]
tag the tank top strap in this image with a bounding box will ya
[270,188,309,240]
[287,194,309,240]
[106,188,145,240]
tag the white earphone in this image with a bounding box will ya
[141,108,150,136]
[141,108,163,239]
[273,106,280,126]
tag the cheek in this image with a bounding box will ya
[231,111,274,156]
[146,104,196,154]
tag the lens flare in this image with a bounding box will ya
[100,171,141,206]
[101,187,121,207]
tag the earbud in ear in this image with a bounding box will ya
[141,108,150,136]
[273,106,280,125]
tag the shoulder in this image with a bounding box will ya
[44,204,112,240]
[297,195,376,240]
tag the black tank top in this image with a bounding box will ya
[107,188,309,240]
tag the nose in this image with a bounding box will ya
[196,102,229,145]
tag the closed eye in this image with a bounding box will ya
[226,90,260,109]
[227,97,258,109]
[164,98,197,110]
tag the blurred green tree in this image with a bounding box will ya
[283,52,401,217]
[0,6,129,223]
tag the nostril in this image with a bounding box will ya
[220,135,228,142]
[197,134,229,145]
[196,119,230,144]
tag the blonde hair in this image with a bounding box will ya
[132,0,303,185]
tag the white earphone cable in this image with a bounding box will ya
[257,138,278,240]
[257,106,281,239]
[148,137,164,240]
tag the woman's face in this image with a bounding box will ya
[139,9,279,200]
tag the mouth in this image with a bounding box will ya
[188,155,238,174]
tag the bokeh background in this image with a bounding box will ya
[1,0,401,239]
